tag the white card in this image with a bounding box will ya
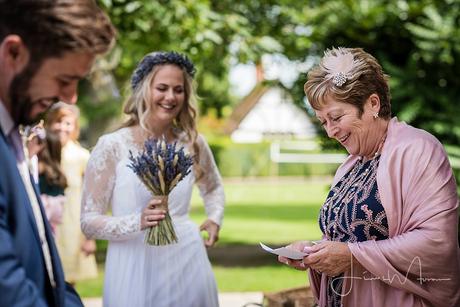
[259,242,308,260]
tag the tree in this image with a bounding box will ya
[83,1,459,160]
[80,0,307,143]
[284,0,460,187]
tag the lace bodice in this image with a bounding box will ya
[81,126,225,241]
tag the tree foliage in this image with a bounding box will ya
[85,0,299,116]
[285,0,460,186]
[301,1,459,145]
[82,0,459,156]
[80,0,308,142]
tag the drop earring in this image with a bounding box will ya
[373,112,379,119]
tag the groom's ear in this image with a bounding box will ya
[0,35,31,107]
[0,35,30,74]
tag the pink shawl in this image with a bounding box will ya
[309,117,460,307]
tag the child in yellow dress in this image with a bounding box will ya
[45,103,98,284]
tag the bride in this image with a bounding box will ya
[81,51,225,307]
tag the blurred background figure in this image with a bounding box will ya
[46,102,98,285]
[24,123,67,235]
[37,131,67,235]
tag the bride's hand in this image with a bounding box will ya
[140,199,166,230]
[199,219,220,247]
[81,239,96,256]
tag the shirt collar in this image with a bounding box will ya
[0,99,15,136]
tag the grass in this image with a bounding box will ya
[75,265,104,297]
[76,177,330,296]
[190,178,328,244]
[76,265,310,295]
[213,266,309,292]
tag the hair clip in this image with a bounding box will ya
[322,47,362,87]
[332,72,347,87]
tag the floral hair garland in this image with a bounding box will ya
[322,47,363,87]
[131,51,196,90]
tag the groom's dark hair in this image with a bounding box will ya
[0,0,115,68]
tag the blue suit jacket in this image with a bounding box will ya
[0,129,83,306]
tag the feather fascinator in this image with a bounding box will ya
[322,47,364,87]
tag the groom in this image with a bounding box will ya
[0,1,115,306]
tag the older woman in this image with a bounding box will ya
[279,47,460,307]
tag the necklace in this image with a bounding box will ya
[361,130,387,162]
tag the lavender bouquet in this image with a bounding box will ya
[128,138,193,245]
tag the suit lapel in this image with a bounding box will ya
[0,129,42,244]
[1,129,63,304]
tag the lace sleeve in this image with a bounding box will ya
[195,134,225,226]
[81,134,142,241]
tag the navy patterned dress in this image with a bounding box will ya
[319,155,389,307]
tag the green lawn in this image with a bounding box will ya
[76,264,310,296]
[76,177,330,296]
[191,178,328,244]
[213,266,309,292]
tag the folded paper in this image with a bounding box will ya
[259,242,308,260]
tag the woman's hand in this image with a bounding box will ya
[278,241,314,271]
[81,239,96,256]
[303,241,354,276]
[199,219,220,247]
[41,194,65,224]
[140,198,166,230]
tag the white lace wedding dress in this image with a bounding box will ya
[81,126,224,307]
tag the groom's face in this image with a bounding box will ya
[6,47,94,125]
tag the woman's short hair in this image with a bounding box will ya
[304,47,391,119]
